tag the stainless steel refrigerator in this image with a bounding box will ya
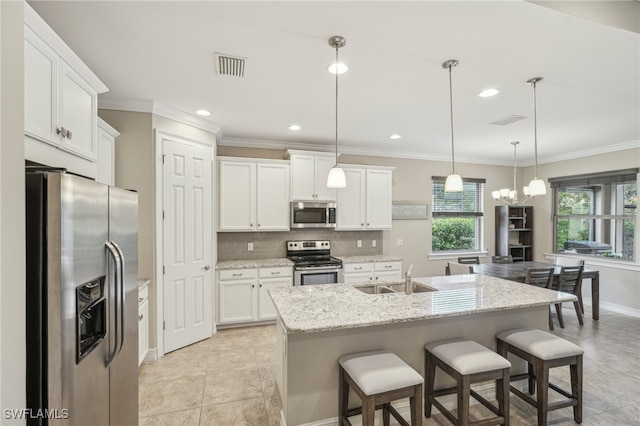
[25,169,138,426]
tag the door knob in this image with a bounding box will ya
[202,265,211,271]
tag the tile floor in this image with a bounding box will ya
[138,306,640,425]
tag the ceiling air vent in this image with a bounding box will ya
[214,52,246,78]
[489,115,528,126]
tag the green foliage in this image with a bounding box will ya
[432,218,475,251]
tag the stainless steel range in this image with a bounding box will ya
[287,240,343,285]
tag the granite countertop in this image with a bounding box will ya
[216,258,294,270]
[268,274,577,334]
[337,255,403,263]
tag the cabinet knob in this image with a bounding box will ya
[252,284,255,288]
[138,297,144,303]
[367,223,370,226]
[56,127,69,138]
[250,223,253,227]
[257,224,261,227]
[66,129,72,140]
[138,314,143,321]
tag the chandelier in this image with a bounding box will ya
[491,141,532,205]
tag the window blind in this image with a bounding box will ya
[432,177,485,218]
[549,168,638,188]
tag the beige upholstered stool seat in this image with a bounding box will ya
[496,328,583,426]
[496,328,583,360]
[339,350,423,425]
[424,339,511,426]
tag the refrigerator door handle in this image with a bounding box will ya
[112,241,126,356]
[105,241,122,366]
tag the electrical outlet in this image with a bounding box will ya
[357,240,362,248]
[372,240,377,247]
[396,239,404,247]
[248,242,254,251]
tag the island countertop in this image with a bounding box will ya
[269,274,577,334]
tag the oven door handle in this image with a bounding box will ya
[295,265,343,271]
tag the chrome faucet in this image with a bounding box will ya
[405,264,414,294]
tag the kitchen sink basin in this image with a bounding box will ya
[354,281,436,294]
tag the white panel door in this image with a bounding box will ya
[337,168,365,230]
[365,169,393,229]
[256,163,290,231]
[163,137,213,353]
[219,161,255,230]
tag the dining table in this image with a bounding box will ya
[472,261,601,320]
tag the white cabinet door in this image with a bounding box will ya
[218,278,257,323]
[337,168,366,230]
[374,261,402,281]
[96,124,115,185]
[290,154,316,200]
[138,298,149,365]
[24,27,58,146]
[375,271,402,281]
[314,155,337,201]
[343,272,374,284]
[258,277,292,320]
[60,63,98,160]
[365,169,393,230]
[256,163,290,231]
[219,161,256,231]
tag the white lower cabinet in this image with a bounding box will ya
[217,267,292,325]
[138,284,149,366]
[342,261,402,283]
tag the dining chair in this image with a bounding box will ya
[447,262,474,275]
[553,266,584,328]
[491,255,513,264]
[457,256,480,265]
[524,268,555,329]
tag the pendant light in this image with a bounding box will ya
[491,141,533,205]
[326,36,347,189]
[526,77,546,196]
[443,59,463,192]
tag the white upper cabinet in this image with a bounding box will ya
[287,151,336,201]
[218,158,290,232]
[96,118,119,186]
[337,166,393,230]
[24,4,107,176]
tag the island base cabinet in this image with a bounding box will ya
[138,285,149,366]
[277,306,549,425]
[342,261,402,283]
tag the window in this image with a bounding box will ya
[550,169,638,261]
[431,177,485,252]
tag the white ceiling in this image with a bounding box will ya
[29,1,640,166]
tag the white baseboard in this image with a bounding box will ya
[280,384,497,426]
[144,347,158,363]
[582,299,640,318]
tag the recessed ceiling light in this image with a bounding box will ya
[328,63,348,75]
[389,134,401,140]
[288,124,301,131]
[196,109,211,116]
[478,89,500,98]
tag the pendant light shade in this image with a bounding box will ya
[443,59,462,192]
[526,77,547,196]
[327,36,347,189]
[327,166,346,188]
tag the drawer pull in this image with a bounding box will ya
[138,297,144,303]
[385,265,392,269]
[271,271,281,275]
[138,314,143,321]
[232,273,242,277]
[354,267,362,270]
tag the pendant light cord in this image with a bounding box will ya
[532,80,539,178]
[335,44,339,165]
[448,64,456,174]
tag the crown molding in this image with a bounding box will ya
[220,137,640,167]
[98,99,222,135]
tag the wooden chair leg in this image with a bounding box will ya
[574,301,584,325]
[555,303,565,328]
[411,384,422,426]
[571,356,583,424]
[528,362,535,395]
[548,307,554,330]
[424,351,436,417]
[458,375,470,426]
[383,403,390,426]
[339,367,349,422]
[535,362,549,426]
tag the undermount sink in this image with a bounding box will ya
[354,281,436,294]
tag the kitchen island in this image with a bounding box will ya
[269,274,577,425]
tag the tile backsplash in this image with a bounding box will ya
[217,230,383,261]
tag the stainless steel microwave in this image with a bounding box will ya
[290,202,337,229]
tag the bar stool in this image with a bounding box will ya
[424,339,511,425]
[339,350,423,425]
[496,328,583,426]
